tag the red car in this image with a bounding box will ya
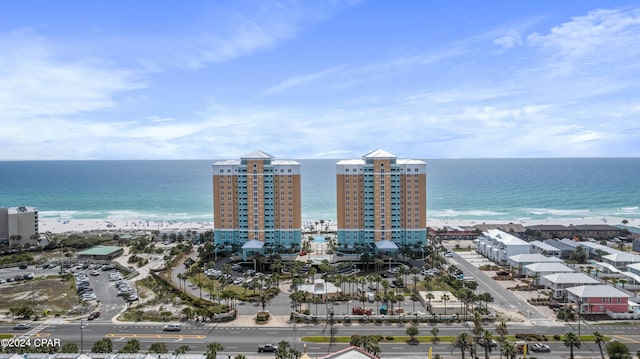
[352,307,372,315]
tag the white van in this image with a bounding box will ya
[367,292,375,303]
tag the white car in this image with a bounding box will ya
[163,324,181,332]
[530,343,551,352]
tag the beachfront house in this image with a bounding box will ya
[529,240,561,257]
[601,252,640,271]
[507,253,564,276]
[545,239,579,259]
[475,229,530,266]
[524,262,575,285]
[566,285,633,318]
[624,263,640,285]
[542,272,600,300]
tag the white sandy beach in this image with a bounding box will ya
[38,216,640,234]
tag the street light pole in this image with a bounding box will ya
[80,319,84,353]
[578,300,582,337]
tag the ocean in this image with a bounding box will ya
[1,158,639,223]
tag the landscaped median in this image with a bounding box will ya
[300,334,610,344]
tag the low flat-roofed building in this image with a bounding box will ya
[542,272,600,299]
[508,253,564,275]
[572,225,625,240]
[77,245,123,261]
[474,223,526,236]
[524,262,575,285]
[526,225,576,239]
[475,229,530,265]
[566,285,632,317]
[429,226,479,241]
[530,240,561,257]
[423,290,462,315]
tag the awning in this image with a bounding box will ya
[375,240,399,250]
[242,240,265,249]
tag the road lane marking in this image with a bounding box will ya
[106,334,206,339]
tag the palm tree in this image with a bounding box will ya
[206,342,223,359]
[494,318,508,358]
[430,327,440,343]
[174,345,191,355]
[425,292,434,305]
[563,331,581,359]
[441,294,450,315]
[450,332,473,359]
[500,340,517,359]
[481,330,494,359]
[593,331,606,359]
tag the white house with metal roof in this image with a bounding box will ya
[542,272,600,299]
[524,262,575,285]
[601,252,640,271]
[475,229,530,265]
[529,240,561,257]
[507,253,564,275]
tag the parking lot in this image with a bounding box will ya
[0,261,136,321]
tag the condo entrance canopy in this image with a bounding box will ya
[375,240,399,251]
[241,239,265,260]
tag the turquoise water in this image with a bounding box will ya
[1,158,639,223]
[312,236,327,244]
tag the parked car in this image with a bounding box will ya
[351,307,372,315]
[257,344,278,353]
[163,324,182,332]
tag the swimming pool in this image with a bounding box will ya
[312,235,326,244]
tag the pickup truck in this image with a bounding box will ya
[352,307,372,315]
[257,344,278,353]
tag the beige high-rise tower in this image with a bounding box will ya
[212,150,301,254]
[336,149,426,250]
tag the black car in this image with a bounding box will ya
[258,344,278,353]
[88,311,100,320]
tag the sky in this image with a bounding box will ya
[1,1,640,160]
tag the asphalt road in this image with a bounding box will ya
[2,321,640,358]
[444,249,552,324]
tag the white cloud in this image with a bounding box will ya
[494,33,523,48]
[0,30,143,120]
[527,8,640,62]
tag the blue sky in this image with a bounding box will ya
[2,1,639,160]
